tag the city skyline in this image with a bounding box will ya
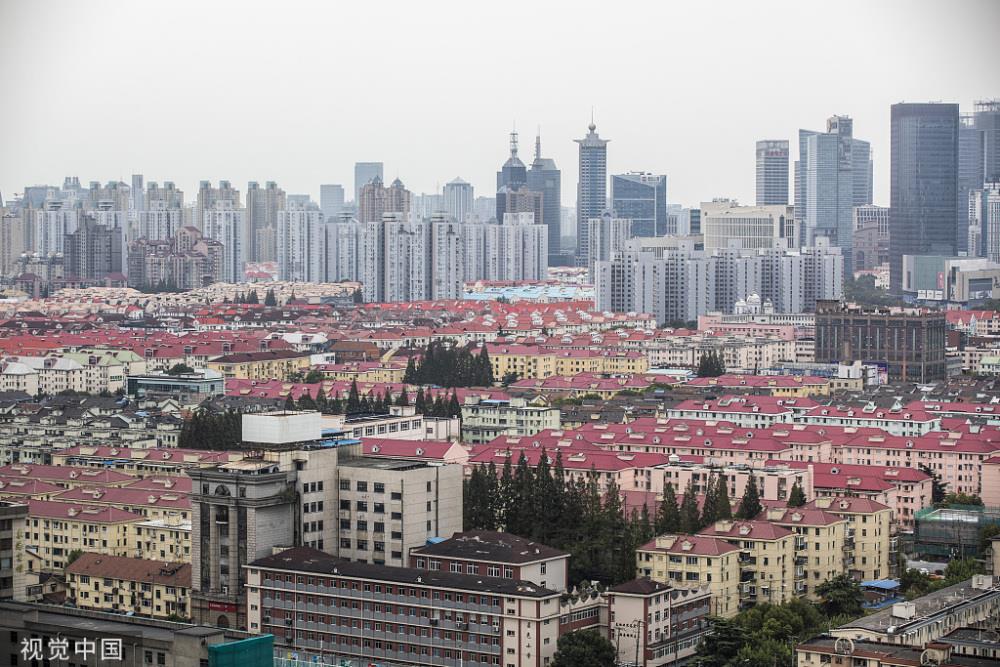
[1,0,997,209]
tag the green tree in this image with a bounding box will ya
[898,568,933,599]
[283,394,296,411]
[66,549,84,565]
[942,557,983,584]
[980,523,1000,551]
[697,351,725,377]
[264,288,277,307]
[919,464,948,503]
[788,480,806,507]
[551,630,616,667]
[304,369,325,384]
[736,475,762,520]
[714,475,732,520]
[815,574,864,618]
[346,379,361,414]
[395,390,409,407]
[693,617,747,667]
[414,387,426,414]
[656,482,681,534]
[701,474,720,526]
[448,390,462,418]
[941,492,983,507]
[679,480,701,534]
[166,363,195,376]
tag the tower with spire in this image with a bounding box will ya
[528,129,562,261]
[575,118,610,266]
[497,128,527,190]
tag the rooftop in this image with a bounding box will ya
[67,553,191,587]
[411,531,568,564]
[248,546,558,598]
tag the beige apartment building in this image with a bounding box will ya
[698,519,797,608]
[805,497,892,581]
[67,553,191,620]
[22,500,142,571]
[636,534,741,618]
[760,507,846,600]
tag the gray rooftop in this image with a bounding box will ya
[836,578,1000,634]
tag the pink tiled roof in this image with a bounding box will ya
[698,519,793,540]
[637,534,740,556]
[26,499,142,523]
[0,464,134,485]
[51,486,190,510]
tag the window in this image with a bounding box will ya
[374,482,385,493]
[357,481,368,492]
[357,501,368,511]
[340,480,350,490]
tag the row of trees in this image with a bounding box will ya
[465,462,804,583]
[653,473,795,536]
[281,380,463,418]
[403,342,494,387]
[694,578,865,667]
[463,451,653,585]
[178,409,242,450]
[696,351,727,377]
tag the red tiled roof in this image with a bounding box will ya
[637,534,740,556]
[67,553,190,586]
[26,499,142,523]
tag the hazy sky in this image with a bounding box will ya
[1,0,998,209]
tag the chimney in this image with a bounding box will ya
[655,535,678,549]
[715,519,734,532]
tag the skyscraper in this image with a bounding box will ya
[755,140,789,205]
[443,178,474,222]
[977,100,1000,184]
[496,131,544,227]
[527,132,562,259]
[64,214,123,281]
[202,200,247,283]
[195,181,240,233]
[319,184,345,221]
[610,172,667,237]
[795,116,872,274]
[889,102,960,294]
[358,176,411,223]
[276,203,326,283]
[130,174,145,211]
[575,121,609,265]
[246,181,285,263]
[354,162,383,204]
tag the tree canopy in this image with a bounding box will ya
[403,341,494,387]
[697,351,726,377]
[551,630,616,667]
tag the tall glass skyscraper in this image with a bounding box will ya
[958,114,985,254]
[527,133,562,260]
[794,116,872,275]
[575,122,609,265]
[610,172,667,237]
[755,140,789,205]
[889,102,960,294]
[354,162,383,204]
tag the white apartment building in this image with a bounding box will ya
[202,200,247,283]
[276,204,326,283]
[701,200,797,252]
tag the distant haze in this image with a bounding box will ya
[1,0,997,208]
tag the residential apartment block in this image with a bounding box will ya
[66,553,190,620]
